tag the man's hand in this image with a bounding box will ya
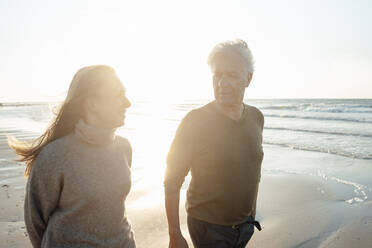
[165,190,188,248]
[169,233,189,248]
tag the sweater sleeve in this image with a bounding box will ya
[24,149,63,248]
[125,140,132,168]
[117,137,132,168]
[164,112,195,194]
[254,107,264,182]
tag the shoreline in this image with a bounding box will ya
[1,144,372,247]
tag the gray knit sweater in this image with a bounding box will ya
[24,120,136,248]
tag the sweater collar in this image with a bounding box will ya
[210,101,248,123]
[74,119,116,145]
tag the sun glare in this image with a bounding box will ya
[116,101,180,208]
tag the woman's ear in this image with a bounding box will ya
[83,98,96,115]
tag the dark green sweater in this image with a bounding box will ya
[165,102,264,225]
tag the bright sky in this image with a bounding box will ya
[1,0,371,102]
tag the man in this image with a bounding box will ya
[164,39,264,248]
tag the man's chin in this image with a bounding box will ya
[216,98,236,107]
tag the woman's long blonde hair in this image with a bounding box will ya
[8,65,115,176]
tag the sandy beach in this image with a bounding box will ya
[1,143,371,248]
[1,0,372,243]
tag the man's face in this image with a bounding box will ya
[210,53,252,107]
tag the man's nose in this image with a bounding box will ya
[217,75,230,87]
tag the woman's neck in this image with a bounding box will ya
[74,119,116,145]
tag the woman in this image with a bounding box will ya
[8,65,135,247]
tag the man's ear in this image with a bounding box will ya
[245,72,253,87]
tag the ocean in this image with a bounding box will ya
[1,98,371,205]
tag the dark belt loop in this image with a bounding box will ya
[232,219,262,231]
[253,221,262,231]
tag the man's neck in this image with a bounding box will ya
[215,102,245,121]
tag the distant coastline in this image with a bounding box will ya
[1,98,372,106]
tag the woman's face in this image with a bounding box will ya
[87,74,131,129]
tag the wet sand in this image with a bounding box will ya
[1,144,372,248]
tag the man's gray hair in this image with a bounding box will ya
[207,39,254,73]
